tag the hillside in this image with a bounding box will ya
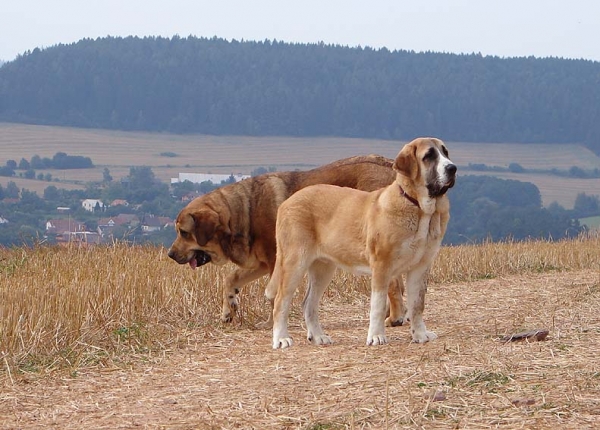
[1,37,599,153]
[2,123,600,209]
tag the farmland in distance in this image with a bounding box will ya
[1,122,599,208]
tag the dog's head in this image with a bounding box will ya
[393,137,457,198]
[167,206,227,268]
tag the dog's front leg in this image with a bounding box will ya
[405,266,437,343]
[366,267,389,346]
[222,266,269,323]
[428,211,442,240]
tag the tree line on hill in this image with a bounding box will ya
[0,36,599,154]
[445,176,585,244]
[0,152,93,179]
[467,162,600,179]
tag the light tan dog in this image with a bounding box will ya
[266,137,456,349]
[167,155,408,327]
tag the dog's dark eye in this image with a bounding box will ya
[441,146,449,157]
[423,148,437,161]
[180,230,190,239]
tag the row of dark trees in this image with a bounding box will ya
[468,162,600,179]
[1,36,599,153]
[445,176,584,244]
[1,152,93,177]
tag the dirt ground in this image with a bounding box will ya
[1,270,599,429]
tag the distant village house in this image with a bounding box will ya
[82,199,106,212]
[141,215,173,233]
[170,173,250,185]
[46,218,100,244]
[97,214,140,237]
[110,199,129,207]
[46,219,86,235]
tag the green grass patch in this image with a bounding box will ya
[580,216,600,229]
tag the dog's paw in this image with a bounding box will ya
[385,316,405,327]
[412,330,437,343]
[221,312,234,323]
[256,319,274,330]
[308,334,333,346]
[273,337,293,349]
[221,295,239,323]
[228,294,240,311]
[366,334,388,346]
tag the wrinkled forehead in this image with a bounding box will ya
[176,211,194,230]
[415,138,448,157]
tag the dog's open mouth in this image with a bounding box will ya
[429,178,455,197]
[189,250,211,269]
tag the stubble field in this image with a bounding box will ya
[0,234,599,429]
[1,122,600,208]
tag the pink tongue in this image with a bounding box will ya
[189,259,198,270]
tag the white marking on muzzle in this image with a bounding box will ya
[436,150,454,184]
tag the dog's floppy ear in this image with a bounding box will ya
[192,211,220,246]
[215,210,250,265]
[220,233,250,266]
[393,142,418,180]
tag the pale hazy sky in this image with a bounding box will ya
[1,0,599,63]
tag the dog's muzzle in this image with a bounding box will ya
[187,250,212,269]
[429,163,457,197]
[167,249,212,269]
[195,250,211,266]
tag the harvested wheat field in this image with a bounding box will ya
[1,234,600,429]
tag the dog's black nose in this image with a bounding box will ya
[167,249,176,260]
[446,164,457,175]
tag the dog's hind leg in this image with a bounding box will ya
[256,263,281,330]
[385,276,407,327]
[222,265,269,323]
[271,254,307,349]
[303,260,336,346]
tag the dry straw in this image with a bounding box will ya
[0,232,598,374]
[0,232,598,428]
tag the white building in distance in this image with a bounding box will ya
[170,173,250,185]
[81,199,105,212]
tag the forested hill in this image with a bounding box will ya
[1,36,599,153]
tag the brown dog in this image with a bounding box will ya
[167,155,407,326]
[266,137,456,348]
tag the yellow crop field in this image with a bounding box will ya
[1,122,600,208]
[0,233,599,428]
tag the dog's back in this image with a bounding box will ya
[236,155,396,264]
[294,154,395,193]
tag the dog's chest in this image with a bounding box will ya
[395,234,428,268]
[390,214,441,271]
